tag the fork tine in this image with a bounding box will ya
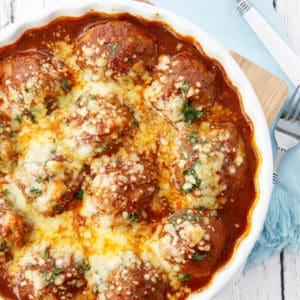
[290,93,300,122]
[283,85,300,120]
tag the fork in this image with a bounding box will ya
[273,86,300,184]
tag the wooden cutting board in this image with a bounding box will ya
[137,0,289,126]
[231,52,288,125]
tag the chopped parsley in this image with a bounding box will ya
[192,252,207,261]
[24,108,37,124]
[78,262,91,275]
[108,43,119,56]
[0,242,8,251]
[181,209,201,222]
[36,176,45,183]
[41,261,64,287]
[182,100,203,126]
[128,213,139,222]
[29,188,43,195]
[96,142,108,154]
[15,114,23,123]
[53,204,62,212]
[52,267,64,276]
[169,216,179,232]
[177,273,190,282]
[4,189,11,197]
[180,80,190,98]
[132,118,139,126]
[75,188,84,200]
[43,249,49,260]
[188,131,199,143]
[182,164,202,193]
[61,79,71,90]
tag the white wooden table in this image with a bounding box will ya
[0,0,299,299]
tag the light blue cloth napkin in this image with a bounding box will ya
[152,0,300,267]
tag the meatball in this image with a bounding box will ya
[174,122,247,209]
[0,198,32,263]
[102,254,167,300]
[0,50,72,115]
[0,112,16,174]
[144,53,219,124]
[63,93,134,161]
[15,247,89,300]
[77,21,156,79]
[88,153,157,220]
[14,138,84,216]
[158,209,226,279]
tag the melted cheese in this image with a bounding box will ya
[0,24,248,300]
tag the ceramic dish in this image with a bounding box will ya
[0,0,273,299]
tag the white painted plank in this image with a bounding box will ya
[0,0,13,27]
[13,0,45,22]
[276,0,300,57]
[213,254,282,300]
[283,251,300,299]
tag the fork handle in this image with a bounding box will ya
[273,148,286,184]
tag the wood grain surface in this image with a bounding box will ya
[231,52,288,125]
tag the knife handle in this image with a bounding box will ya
[243,7,300,87]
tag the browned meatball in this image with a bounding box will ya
[174,122,247,209]
[63,93,134,161]
[0,198,32,263]
[144,52,219,124]
[158,209,226,279]
[77,21,156,79]
[15,248,89,300]
[102,255,167,299]
[88,153,157,220]
[0,50,72,115]
[14,143,84,216]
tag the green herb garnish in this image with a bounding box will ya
[61,79,70,90]
[108,43,119,56]
[29,188,43,195]
[188,131,199,143]
[52,266,64,276]
[169,216,179,232]
[75,188,84,200]
[0,242,8,251]
[96,142,108,154]
[182,164,202,193]
[24,108,37,124]
[182,100,203,126]
[53,204,62,212]
[132,118,139,126]
[177,273,190,282]
[43,249,49,260]
[77,262,91,275]
[4,189,11,197]
[36,176,45,183]
[192,253,207,261]
[180,80,190,98]
[15,114,23,123]
[128,213,139,222]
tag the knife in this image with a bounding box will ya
[235,0,300,87]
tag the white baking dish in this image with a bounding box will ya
[0,0,273,299]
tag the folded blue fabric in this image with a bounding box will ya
[152,0,300,267]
